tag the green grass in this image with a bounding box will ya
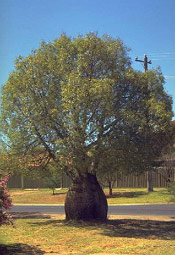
[107,188,171,204]
[9,188,172,205]
[0,214,175,255]
[3,188,174,254]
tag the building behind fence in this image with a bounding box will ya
[8,170,175,189]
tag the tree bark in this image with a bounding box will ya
[147,171,153,192]
[65,173,108,221]
[109,181,113,196]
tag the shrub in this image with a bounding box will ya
[0,174,13,226]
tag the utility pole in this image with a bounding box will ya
[135,54,152,72]
[135,54,153,192]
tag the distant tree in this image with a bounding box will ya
[96,141,123,196]
[1,33,172,221]
[44,174,61,195]
[168,181,175,202]
[119,69,173,192]
[98,171,121,196]
[157,122,175,184]
[43,162,64,195]
[98,69,173,193]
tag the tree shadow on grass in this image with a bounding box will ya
[106,191,147,199]
[12,212,52,220]
[103,219,175,240]
[53,192,67,195]
[0,243,44,255]
[30,218,175,241]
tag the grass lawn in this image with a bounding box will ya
[9,188,172,205]
[0,213,175,255]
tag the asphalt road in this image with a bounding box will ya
[10,204,175,217]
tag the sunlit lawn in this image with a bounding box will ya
[0,213,175,255]
[9,188,172,205]
[107,188,172,204]
[2,188,175,254]
[10,188,67,205]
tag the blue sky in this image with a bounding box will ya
[1,0,175,113]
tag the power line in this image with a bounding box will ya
[135,54,175,78]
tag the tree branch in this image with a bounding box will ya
[33,125,56,160]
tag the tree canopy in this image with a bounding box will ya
[1,33,173,180]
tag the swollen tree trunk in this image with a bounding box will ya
[65,173,108,221]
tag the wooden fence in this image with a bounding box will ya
[8,173,71,189]
[8,169,175,189]
[114,171,174,188]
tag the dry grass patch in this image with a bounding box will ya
[9,188,172,205]
[0,213,175,255]
[10,189,67,204]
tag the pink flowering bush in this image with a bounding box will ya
[0,174,13,226]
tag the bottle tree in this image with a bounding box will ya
[1,33,172,221]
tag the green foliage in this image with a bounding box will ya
[168,182,175,202]
[43,161,63,195]
[157,122,175,184]
[0,33,173,180]
[44,174,62,195]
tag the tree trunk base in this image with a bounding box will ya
[65,173,108,221]
[147,171,154,192]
